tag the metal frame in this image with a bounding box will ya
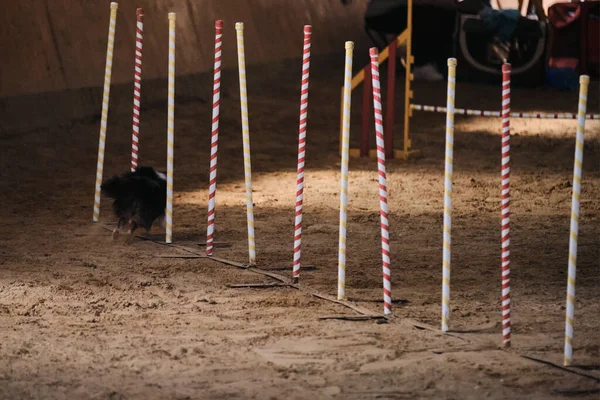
[339,0,420,160]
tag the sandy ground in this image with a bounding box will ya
[1,55,599,399]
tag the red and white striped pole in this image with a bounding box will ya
[369,48,391,315]
[206,20,223,256]
[501,63,511,347]
[130,8,144,171]
[292,25,312,283]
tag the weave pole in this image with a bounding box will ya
[130,8,144,172]
[292,25,312,283]
[338,41,354,300]
[369,48,391,315]
[441,58,457,332]
[235,22,256,266]
[165,12,176,244]
[92,2,118,222]
[206,20,224,257]
[564,75,590,367]
[500,63,511,347]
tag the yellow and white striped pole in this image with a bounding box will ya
[564,75,589,366]
[165,12,176,244]
[442,58,457,332]
[235,22,256,266]
[93,2,118,222]
[338,41,353,300]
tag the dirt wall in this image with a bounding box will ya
[0,0,367,98]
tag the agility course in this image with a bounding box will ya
[1,0,600,398]
[89,0,597,364]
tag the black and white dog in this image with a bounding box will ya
[100,166,167,239]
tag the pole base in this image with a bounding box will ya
[348,148,422,160]
[394,149,422,160]
[349,148,362,158]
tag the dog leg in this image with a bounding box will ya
[124,220,138,244]
[127,220,138,236]
[156,215,166,229]
[112,217,127,240]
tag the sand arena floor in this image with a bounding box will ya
[1,56,599,399]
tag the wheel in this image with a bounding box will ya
[455,13,548,87]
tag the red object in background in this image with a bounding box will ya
[548,57,579,69]
[548,3,581,28]
[547,1,600,76]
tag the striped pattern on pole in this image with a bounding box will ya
[564,75,590,366]
[131,8,144,172]
[235,22,256,266]
[441,58,456,332]
[501,64,511,347]
[369,48,391,315]
[206,20,223,257]
[338,41,354,301]
[166,12,176,244]
[93,2,118,222]
[411,104,599,120]
[292,25,312,283]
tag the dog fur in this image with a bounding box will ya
[100,166,167,238]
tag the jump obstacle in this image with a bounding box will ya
[91,2,597,368]
[339,0,416,160]
[342,0,599,160]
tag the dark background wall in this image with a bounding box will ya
[0,0,370,97]
[0,0,371,131]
